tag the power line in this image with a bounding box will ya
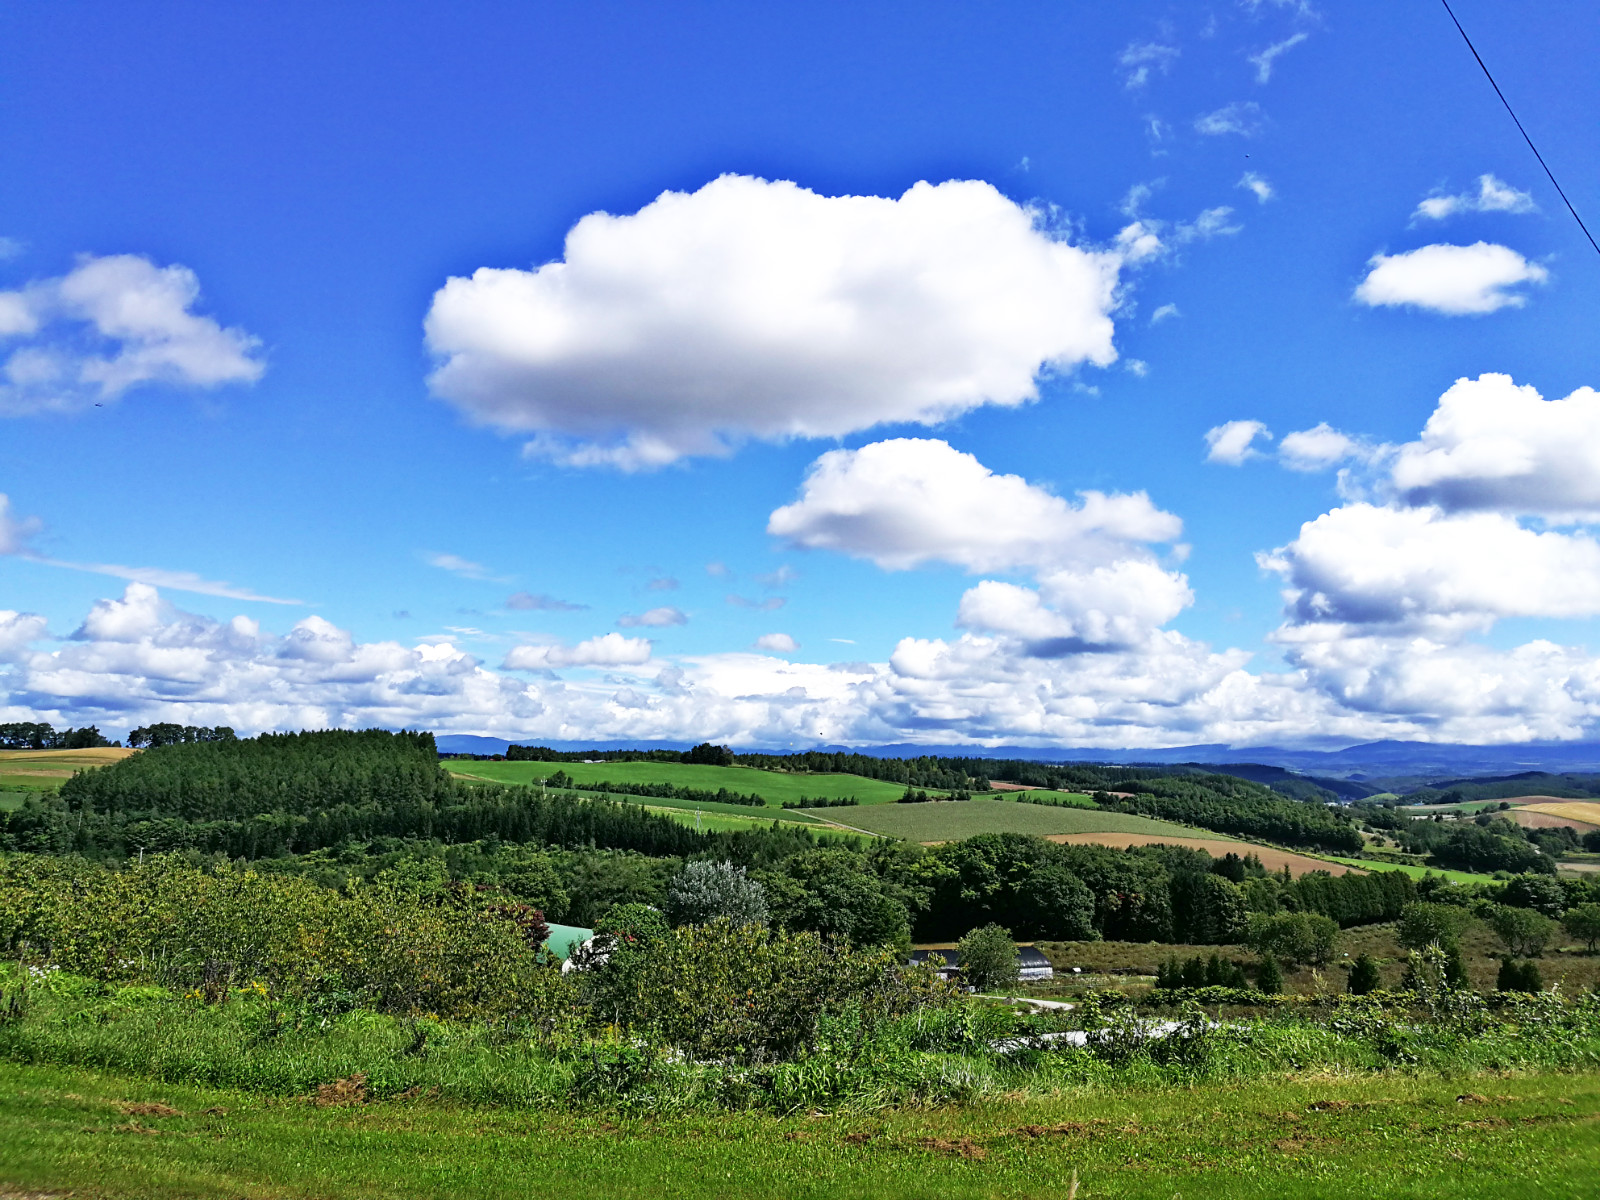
[1439,0,1600,259]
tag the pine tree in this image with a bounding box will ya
[1256,953,1283,994]
[1348,952,1381,995]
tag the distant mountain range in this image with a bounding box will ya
[433,734,1600,784]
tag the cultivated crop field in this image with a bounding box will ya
[1515,800,1600,829]
[444,759,920,804]
[1043,832,1347,876]
[2,1062,1595,1200]
[819,797,1208,842]
[0,746,133,792]
[1314,855,1499,885]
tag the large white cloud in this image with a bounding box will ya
[1260,503,1600,633]
[768,438,1180,572]
[0,255,264,415]
[1353,242,1547,315]
[1390,374,1600,518]
[424,175,1122,468]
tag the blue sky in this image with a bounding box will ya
[2,1,1598,749]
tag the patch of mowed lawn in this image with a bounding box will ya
[821,797,1210,842]
[444,759,917,805]
[2,1062,1596,1200]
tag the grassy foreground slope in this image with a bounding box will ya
[445,758,921,804]
[2,1062,1596,1200]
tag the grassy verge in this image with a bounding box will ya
[2,1061,1597,1199]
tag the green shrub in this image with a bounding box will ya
[1255,954,1283,994]
[1347,952,1381,995]
[956,923,1019,992]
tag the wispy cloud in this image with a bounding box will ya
[647,575,680,591]
[1150,303,1181,324]
[1118,41,1179,90]
[1195,101,1265,137]
[727,594,786,612]
[1238,172,1274,203]
[0,492,300,603]
[1248,32,1308,83]
[424,552,509,583]
[28,556,302,604]
[1413,175,1536,222]
[505,590,587,612]
[756,565,798,589]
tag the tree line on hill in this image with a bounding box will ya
[539,770,769,808]
[0,723,116,750]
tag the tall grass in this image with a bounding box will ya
[5,966,1598,1116]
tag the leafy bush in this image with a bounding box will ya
[1562,902,1600,952]
[1488,904,1558,957]
[956,923,1019,992]
[1246,911,1338,966]
[664,861,768,927]
[582,918,950,1062]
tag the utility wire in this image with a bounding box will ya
[1439,0,1600,259]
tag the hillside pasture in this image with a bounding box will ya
[443,759,918,805]
[1313,855,1499,885]
[815,797,1213,843]
[0,746,134,792]
[1042,832,1357,876]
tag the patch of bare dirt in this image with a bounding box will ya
[315,1074,368,1106]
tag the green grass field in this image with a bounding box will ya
[1,1062,1594,1200]
[444,759,921,804]
[1315,854,1500,885]
[811,797,1219,842]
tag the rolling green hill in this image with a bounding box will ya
[444,759,923,805]
[812,797,1220,842]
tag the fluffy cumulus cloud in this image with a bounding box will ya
[0,254,264,415]
[769,438,1180,572]
[1389,374,1600,518]
[1246,371,1600,742]
[504,633,652,669]
[1414,174,1535,222]
[1237,172,1274,203]
[424,175,1122,469]
[1353,242,1547,315]
[1277,422,1369,472]
[754,633,799,654]
[1204,419,1271,465]
[14,573,1600,749]
[1260,504,1600,633]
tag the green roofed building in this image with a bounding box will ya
[545,923,594,961]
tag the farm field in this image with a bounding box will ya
[443,758,919,805]
[1313,855,1499,885]
[1043,832,1351,876]
[0,746,133,792]
[1515,800,1600,829]
[1,1062,1595,1200]
[816,797,1215,842]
